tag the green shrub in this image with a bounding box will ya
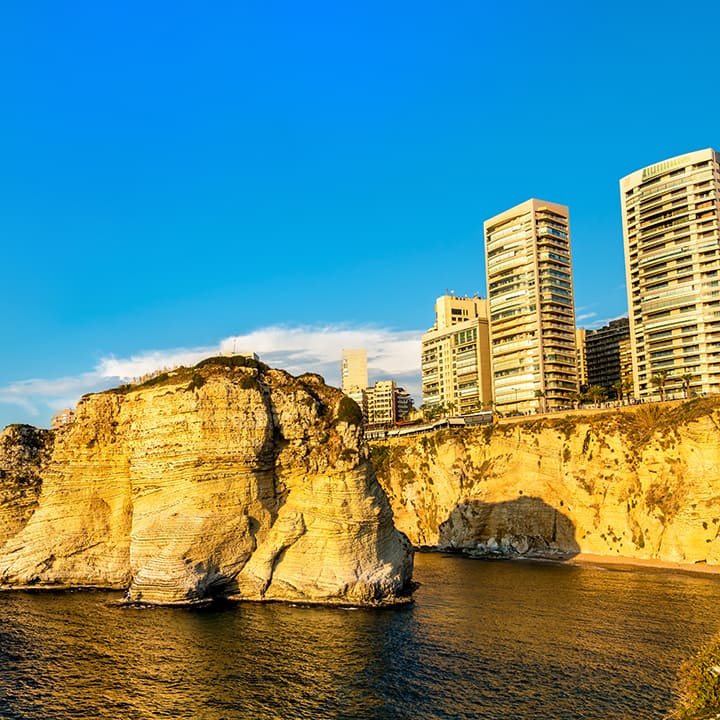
[336,396,363,426]
[672,635,720,719]
[195,355,268,372]
[369,443,401,475]
[237,374,258,390]
[186,374,205,392]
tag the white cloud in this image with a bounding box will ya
[0,325,423,429]
[97,347,217,381]
[219,325,421,386]
[580,313,630,331]
[576,312,597,324]
[0,372,114,417]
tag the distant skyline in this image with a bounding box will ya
[3,1,720,428]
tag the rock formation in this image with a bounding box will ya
[0,357,413,605]
[371,400,720,566]
[0,424,51,546]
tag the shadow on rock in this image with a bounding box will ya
[438,496,580,560]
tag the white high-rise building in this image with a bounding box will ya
[484,199,578,414]
[620,148,720,399]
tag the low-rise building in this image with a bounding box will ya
[51,408,75,430]
[367,380,398,425]
[364,381,414,424]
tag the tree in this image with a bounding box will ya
[421,403,447,421]
[650,369,671,402]
[612,380,623,403]
[680,372,693,399]
[568,391,582,410]
[587,385,606,406]
[534,389,546,413]
[621,375,634,404]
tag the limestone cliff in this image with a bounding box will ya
[0,357,413,605]
[0,425,52,546]
[371,400,720,566]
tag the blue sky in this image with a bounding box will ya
[2,1,720,428]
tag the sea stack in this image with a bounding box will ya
[0,357,413,605]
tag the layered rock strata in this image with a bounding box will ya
[0,425,52,546]
[0,358,413,605]
[372,400,720,566]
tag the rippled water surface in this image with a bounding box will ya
[1,553,720,719]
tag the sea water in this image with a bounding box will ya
[1,553,719,719]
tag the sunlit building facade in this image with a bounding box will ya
[484,199,578,413]
[621,148,720,399]
[421,295,492,414]
[576,328,588,388]
[367,380,398,424]
[341,349,368,393]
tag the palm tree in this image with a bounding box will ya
[568,390,582,410]
[621,375,634,404]
[650,369,671,402]
[612,380,623,404]
[588,385,606,406]
[534,389,546,413]
[420,403,444,421]
[680,372,693,399]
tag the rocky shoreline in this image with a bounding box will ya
[372,398,720,570]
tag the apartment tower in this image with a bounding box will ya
[341,349,368,393]
[421,294,492,413]
[484,199,578,413]
[584,317,631,396]
[620,148,720,399]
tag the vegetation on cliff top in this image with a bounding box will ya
[478,397,720,450]
[671,635,720,719]
[102,355,272,396]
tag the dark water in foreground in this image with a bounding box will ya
[1,554,719,720]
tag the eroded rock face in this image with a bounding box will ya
[0,425,52,546]
[372,400,720,565]
[0,359,413,605]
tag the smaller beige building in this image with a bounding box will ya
[340,348,414,425]
[354,380,415,425]
[421,294,492,414]
[51,408,75,430]
[367,380,398,425]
